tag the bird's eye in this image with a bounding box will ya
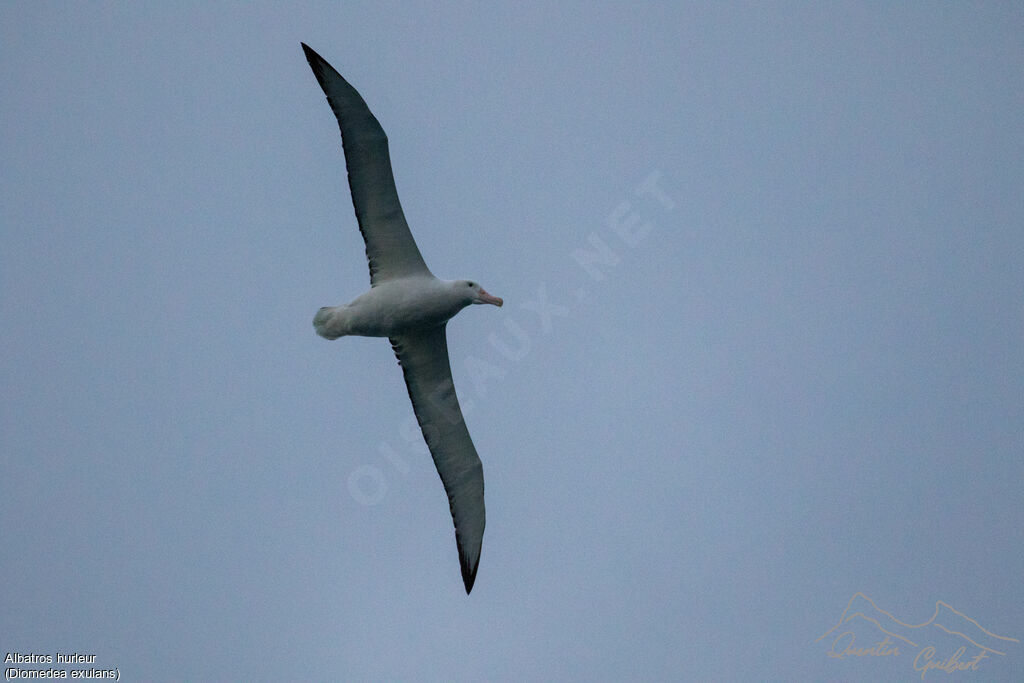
[467,282,474,287]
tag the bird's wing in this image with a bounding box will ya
[302,43,431,285]
[390,325,485,593]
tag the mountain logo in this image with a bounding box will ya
[815,592,1018,678]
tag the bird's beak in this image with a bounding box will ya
[477,288,503,307]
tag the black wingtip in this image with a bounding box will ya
[300,43,326,80]
[461,555,480,594]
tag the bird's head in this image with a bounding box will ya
[455,280,503,307]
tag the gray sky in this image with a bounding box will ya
[2,2,1022,681]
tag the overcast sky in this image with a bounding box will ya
[2,2,1022,681]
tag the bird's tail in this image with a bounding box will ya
[313,306,345,339]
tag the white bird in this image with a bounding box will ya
[302,43,502,594]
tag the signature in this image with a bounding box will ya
[826,632,900,659]
[816,592,1018,678]
[913,647,989,679]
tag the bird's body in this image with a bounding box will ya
[314,276,501,340]
[301,43,501,594]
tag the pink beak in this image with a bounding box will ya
[477,288,503,307]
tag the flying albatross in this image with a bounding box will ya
[301,43,502,594]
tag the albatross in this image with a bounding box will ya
[301,43,502,594]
